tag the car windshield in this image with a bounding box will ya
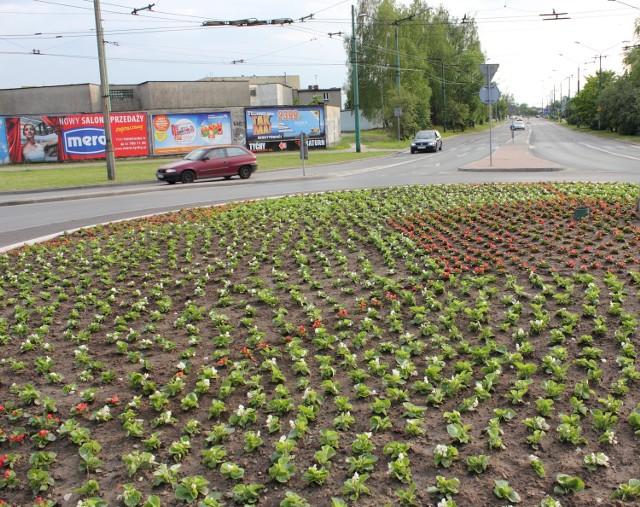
[184,148,208,161]
[415,131,435,139]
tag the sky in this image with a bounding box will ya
[1,0,639,108]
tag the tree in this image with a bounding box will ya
[601,75,640,135]
[345,0,485,135]
[572,71,616,130]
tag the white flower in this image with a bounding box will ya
[434,444,448,455]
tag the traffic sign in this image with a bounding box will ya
[479,84,500,104]
[479,63,499,82]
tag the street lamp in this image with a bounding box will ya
[351,5,361,153]
[558,53,592,93]
[565,74,573,120]
[574,40,624,129]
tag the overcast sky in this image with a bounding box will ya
[1,0,638,108]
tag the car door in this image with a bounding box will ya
[199,147,228,178]
[434,131,442,150]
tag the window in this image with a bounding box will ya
[250,87,257,97]
[227,147,249,157]
[323,92,330,101]
[110,89,134,100]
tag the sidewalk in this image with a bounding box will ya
[459,127,564,172]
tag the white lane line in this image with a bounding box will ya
[579,142,640,161]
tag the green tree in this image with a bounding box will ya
[345,0,485,135]
[601,75,640,134]
[572,71,616,129]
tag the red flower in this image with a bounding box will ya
[217,357,228,366]
[3,469,11,478]
[257,342,268,350]
[108,395,119,405]
[38,430,49,438]
[75,403,88,412]
[175,371,184,377]
[312,319,322,328]
[338,309,348,318]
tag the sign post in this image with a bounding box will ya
[478,64,499,166]
[300,133,308,176]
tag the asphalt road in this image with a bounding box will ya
[1,118,639,252]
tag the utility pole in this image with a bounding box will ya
[441,61,446,132]
[93,0,116,180]
[597,54,602,130]
[394,22,401,140]
[351,5,361,153]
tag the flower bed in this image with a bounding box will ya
[1,182,640,506]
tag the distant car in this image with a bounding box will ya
[511,120,525,131]
[156,145,258,184]
[410,129,442,153]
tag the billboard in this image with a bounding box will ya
[0,117,9,164]
[151,112,232,155]
[4,113,149,163]
[245,106,326,152]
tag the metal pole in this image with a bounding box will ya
[351,5,361,153]
[486,68,492,166]
[441,61,446,132]
[597,54,602,130]
[567,75,571,120]
[394,23,400,140]
[93,0,116,180]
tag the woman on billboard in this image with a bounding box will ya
[22,122,58,162]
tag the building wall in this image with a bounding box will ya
[297,87,342,109]
[109,85,142,112]
[138,81,250,111]
[0,84,100,115]
[202,75,301,90]
[325,105,341,146]
[250,84,294,107]
[340,109,384,131]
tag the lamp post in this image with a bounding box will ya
[575,41,624,130]
[351,5,361,153]
[565,75,572,120]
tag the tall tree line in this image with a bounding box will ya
[344,0,490,138]
[562,20,640,135]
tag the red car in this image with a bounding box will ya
[156,145,258,184]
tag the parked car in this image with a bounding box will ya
[410,129,442,153]
[511,119,525,131]
[156,145,258,184]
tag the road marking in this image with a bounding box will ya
[579,142,640,161]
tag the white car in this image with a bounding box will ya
[511,120,525,131]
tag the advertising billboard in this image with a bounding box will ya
[0,117,9,165]
[245,106,326,152]
[151,112,232,155]
[4,113,149,163]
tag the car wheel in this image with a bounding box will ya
[224,175,232,180]
[439,142,442,151]
[410,149,415,154]
[167,181,176,185]
[238,166,252,179]
[181,170,195,184]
